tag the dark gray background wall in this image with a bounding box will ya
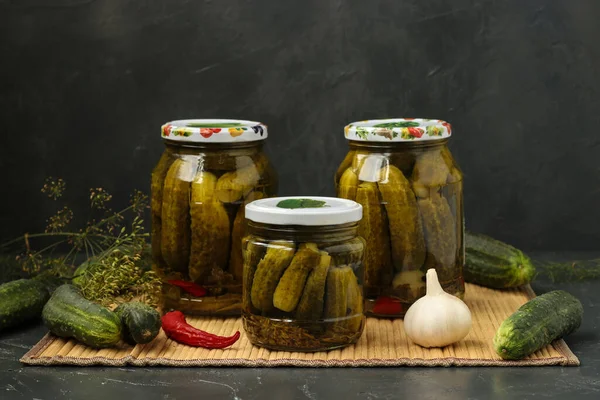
[1,0,599,251]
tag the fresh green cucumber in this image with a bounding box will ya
[0,279,50,331]
[493,290,583,360]
[464,231,536,289]
[114,302,160,345]
[42,284,122,348]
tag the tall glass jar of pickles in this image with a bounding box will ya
[336,118,464,318]
[152,119,277,316]
[242,196,365,352]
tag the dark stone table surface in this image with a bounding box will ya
[2,252,599,400]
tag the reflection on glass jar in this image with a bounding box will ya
[152,119,277,316]
[336,119,464,318]
[241,196,365,352]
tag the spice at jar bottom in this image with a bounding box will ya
[241,196,366,352]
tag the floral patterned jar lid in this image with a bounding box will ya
[245,196,362,226]
[161,119,268,143]
[344,118,451,142]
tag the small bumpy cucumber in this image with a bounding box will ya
[250,241,296,312]
[337,168,359,200]
[114,302,161,345]
[161,158,197,274]
[493,290,583,360]
[151,151,175,268]
[418,194,457,282]
[273,244,321,312]
[242,239,266,310]
[356,182,392,290]
[188,170,230,282]
[465,232,536,289]
[42,284,122,348]
[377,165,426,272]
[295,251,331,321]
[323,266,354,323]
[0,279,50,331]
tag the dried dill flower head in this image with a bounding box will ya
[46,206,74,233]
[41,177,66,200]
[77,248,161,307]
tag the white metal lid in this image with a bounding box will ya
[245,196,363,226]
[161,119,267,143]
[344,118,451,142]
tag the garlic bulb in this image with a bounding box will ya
[404,269,472,348]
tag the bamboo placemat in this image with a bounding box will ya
[20,284,579,367]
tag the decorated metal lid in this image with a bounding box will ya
[161,119,267,143]
[344,118,451,142]
[245,196,362,226]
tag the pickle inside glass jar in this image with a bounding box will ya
[153,144,277,316]
[335,142,464,318]
[242,235,365,352]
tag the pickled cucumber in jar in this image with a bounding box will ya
[242,196,365,352]
[338,119,464,317]
[154,119,277,316]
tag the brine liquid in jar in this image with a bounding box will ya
[152,119,277,316]
[241,196,366,352]
[336,118,464,318]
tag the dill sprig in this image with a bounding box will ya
[534,258,600,283]
[1,178,160,305]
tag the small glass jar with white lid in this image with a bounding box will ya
[241,196,366,352]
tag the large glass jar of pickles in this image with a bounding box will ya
[336,118,464,318]
[152,119,277,316]
[242,197,365,352]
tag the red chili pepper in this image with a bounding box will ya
[407,127,424,138]
[162,124,172,137]
[167,280,207,297]
[372,296,403,315]
[161,311,241,349]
